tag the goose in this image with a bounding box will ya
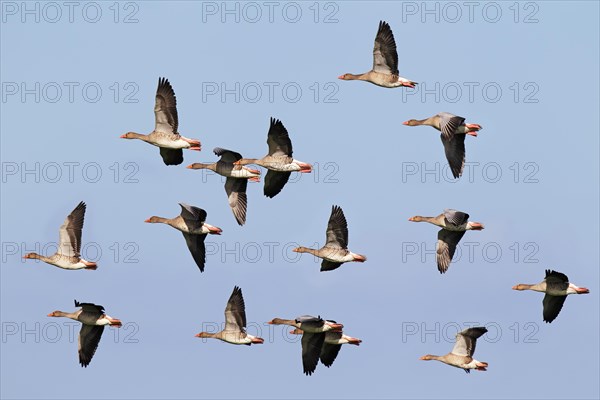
[23,201,97,270]
[513,269,590,323]
[338,21,416,88]
[267,315,343,332]
[293,205,367,271]
[187,148,260,226]
[403,112,482,178]
[290,328,361,373]
[144,203,222,272]
[120,77,201,166]
[234,118,312,198]
[195,286,264,345]
[408,209,484,274]
[47,300,122,367]
[420,327,488,373]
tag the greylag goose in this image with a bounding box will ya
[195,286,264,345]
[234,118,312,198]
[403,112,482,178]
[408,209,484,274]
[293,205,367,272]
[187,148,260,226]
[120,77,201,166]
[47,300,122,367]
[23,201,97,270]
[290,328,361,373]
[512,269,590,323]
[268,316,343,375]
[144,203,222,272]
[338,21,416,88]
[268,315,343,332]
[420,327,488,373]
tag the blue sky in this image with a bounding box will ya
[1,1,598,399]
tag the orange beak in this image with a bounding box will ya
[208,226,222,235]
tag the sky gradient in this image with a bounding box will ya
[1,1,599,399]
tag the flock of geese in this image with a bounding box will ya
[23,20,590,375]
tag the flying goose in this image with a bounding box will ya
[23,201,97,270]
[187,148,260,226]
[144,203,222,272]
[403,112,482,178]
[195,286,264,345]
[268,316,344,376]
[234,118,312,198]
[120,77,201,166]
[47,300,122,367]
[268,315,343,332]
[338,21,417,88]
[290,328,361,373]
[420,327,488,373]
[513,269,590,323]
[293,205,367,271]
[408,209,484,274]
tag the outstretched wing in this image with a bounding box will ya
[542,294,567,323]
[436,229,466,274]
[159,148,183,166]
[267,118,293,157]
[443,209,469,227]
[372,21,399,75]
[301,332,326,376]
[179,203,207,224]
[441,133,466,179]
[438,113,465,141]
[225,178,248,226]
[58,202,86,258]
[263,170,291,198]
[320,342,342,368]
[451,327,487,357]
[182,233,207,272]
[74,300,104,315]
[544,269,569,284]
[214,147,243,163]
[78,324,105,367]
[325,205,349,249]
[224,286,247,332]
[154,77,178,134]
[320,260,343,272]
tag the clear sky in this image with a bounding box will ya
[1,1,598,399]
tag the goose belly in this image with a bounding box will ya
[264,162,300,172]
[229,169,259,178]
[51,256,86,270]
[149,133,190,149]
[321,249,354,263]
[220,331,250,345]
